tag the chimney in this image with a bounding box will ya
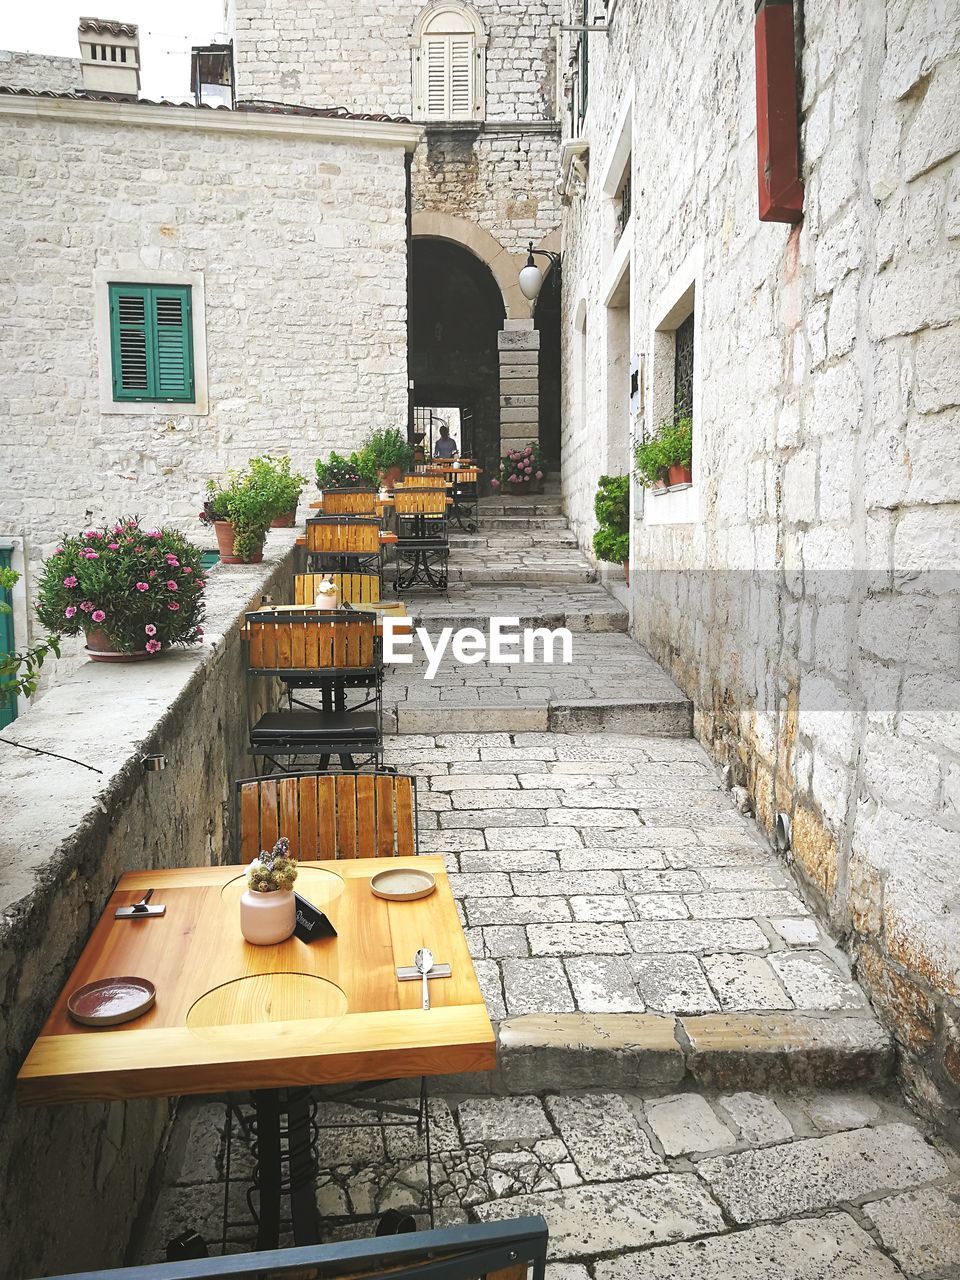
[78,17,140,100]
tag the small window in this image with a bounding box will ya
[673,311,695,423]
[108,284,195,403]
[413,3,486,121]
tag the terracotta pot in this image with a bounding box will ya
[667,463,693,486]
[380,466,403,493]
[213,520,264,564]
[84,627,150,662]
[623,559,630,586]
[240,888,296,945]
[270,507,297,528]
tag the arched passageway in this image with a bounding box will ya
[410,237,506,480]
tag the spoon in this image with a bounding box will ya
[414,947,434,1011]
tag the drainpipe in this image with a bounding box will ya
[405,150,414,442]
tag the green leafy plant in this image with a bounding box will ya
[633,414,693,488]
[592,474,630,564]
[247,836,298,893]
[361,428,414,478]
[0,566,60,700]
[201,469,276,560]
[490,442,545,490]
[315,450,379,490]
[34,518,206,656]
[248,455,307,518]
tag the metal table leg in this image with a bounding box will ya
[252,1089,282,1250]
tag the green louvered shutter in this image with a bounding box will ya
[0,548,16,729]
[109,283,194,402]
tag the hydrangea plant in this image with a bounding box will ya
[247,836,298,893]
[491,442,544,490]
[35,518,206,656]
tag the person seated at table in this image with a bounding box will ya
[433,424,458,459]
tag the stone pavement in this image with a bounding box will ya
[143,1086,960,1276]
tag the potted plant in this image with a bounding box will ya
[0,564,60,702]
[634,414,693,489]
[200,469,276,563]
[314,450,379,491]
[592,474,631,583]
[249,455,307,527]
[490,442,545,495]
[240,836,299,945]
[34,518,206,662]
[361,427,414,491]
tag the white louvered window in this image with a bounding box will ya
[413,4,486,121]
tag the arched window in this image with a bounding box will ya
[411,2,486,121]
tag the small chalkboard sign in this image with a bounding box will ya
[293,893,337,944]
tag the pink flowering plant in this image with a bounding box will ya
[35,518,206,656]
[492,441,545,491]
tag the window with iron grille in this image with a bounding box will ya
[673,311,695,422]
[108,283,194,403]
[615,169,632,241]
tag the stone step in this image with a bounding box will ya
[388,696,693,736]
[451,566,598,586]
[466,1012,895,1094]
[477,502,565,518]
[400,586,629,633]
[475,517,571,533]
[450,532,578,550]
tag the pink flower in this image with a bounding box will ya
[196,626,204,636]
[114,524,124,534]
[145,639,162,654]
[82,549,99,560]
[524,446,532,455]
[490,479,500,489]
[53,547,63,556]
[80,601,94,613]
[508,474,518,484]
[166,580,178,591]
[136,582,149,592]
[149,571,156,578]
[146,530,162,539]
[63,575,78,587]
[168,602,180,611]
[64,606,77,618]
[144,624,157,636]
[91,609,106,623]
[182,567,193,575]
[107,542,120,550]
[196,580,205,591]
[165,554,180,567]
[85,531,102,540]
[535,470,544,479]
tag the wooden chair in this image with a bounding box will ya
[305,516,383,579]
[236,770,418,862]
[43,1217,550,1280]
[316,487,379,516]
[393,487,449,591]
[246,611,382,771]
[398,472,451,489]
[295,571,381,605]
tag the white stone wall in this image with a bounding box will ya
[0,105,410,586]
[0,49,81,93]
[560,0,960,1112]
[229,0,560,123]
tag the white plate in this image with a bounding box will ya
[370,868,437,902]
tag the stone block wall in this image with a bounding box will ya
[0,538,297,1279]
[560,0,960,1122]
[0,49,81,92]
[0,102,411,587]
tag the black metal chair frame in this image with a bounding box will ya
[393,497,449,593]
[44,1216,550,1278]
[306,515,384,580]
[246,611,383,774]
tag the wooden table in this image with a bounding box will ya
[18,857,495,1248]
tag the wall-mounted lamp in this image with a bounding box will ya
[141,754,167,772]
[519,242,562,302]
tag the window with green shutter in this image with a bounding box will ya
[108,283,195,402]
[0,548,16,729]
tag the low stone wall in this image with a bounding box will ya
[0,534,297,1279]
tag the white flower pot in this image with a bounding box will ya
[240,888,296,945]
[315,579,339,610]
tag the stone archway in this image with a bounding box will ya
[411,211,530,321]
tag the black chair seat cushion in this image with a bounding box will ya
[251,710,380,743]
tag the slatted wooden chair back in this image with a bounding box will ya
[246,612,376,672]
[400,473,450,489]
[237,771,418,862]
[449,466,481,486]
[394,487,448,517]
[294,572,381,605]
[319,488,379,516]
[306,518,381,556]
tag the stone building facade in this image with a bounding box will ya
[0,50,81,93]
[559,0,960,1121]
[227,0,563,473]
[0,95,417,580]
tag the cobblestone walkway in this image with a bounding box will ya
[138,491,960,1271]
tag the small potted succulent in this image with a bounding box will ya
[361,427,415,492]
[314,450,379,491]
[592,474,631,583]
[491,442,544,494]
[34,518,206,661]
[240,836,299,945]
[249,455,308,527]
[200,469,276,563]
[634,415,693,489]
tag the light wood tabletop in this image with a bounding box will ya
[17,857,496,1106]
